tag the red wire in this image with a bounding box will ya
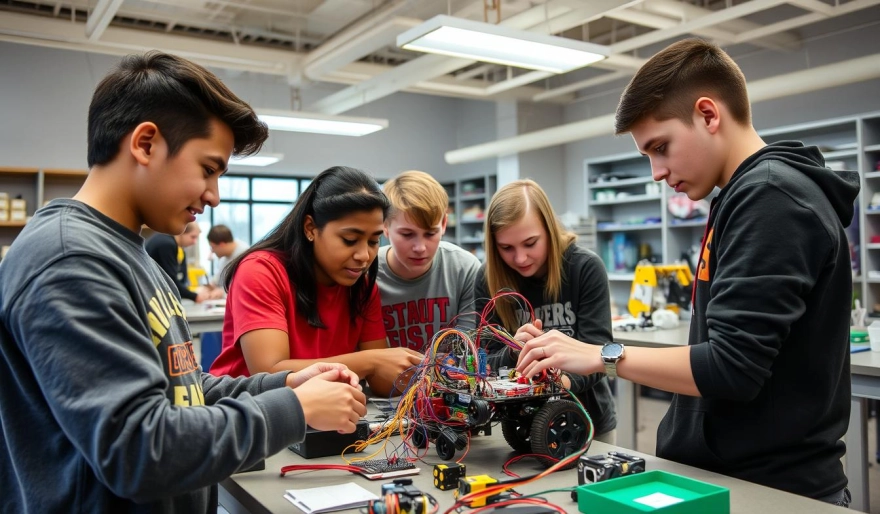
[279,464,360,477]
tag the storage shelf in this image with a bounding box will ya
[440,175,495,261]
[866,244,880,250]
[822,149,859,159]
[588,176,653,189]
[597,223,662,232]
[0,167,39,174]
[864,144,880,152]
[864,171,880,179]
[607,273,635,282]
[669,218,708,228]
[0,221,26,227]
[43,168,88,177]
[591,194,661,206]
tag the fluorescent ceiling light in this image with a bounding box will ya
[230,153,283,167]
[397,15,609,74]
[256,109,388,137]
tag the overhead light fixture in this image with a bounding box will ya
[256,109,388,137]
[230,153,283,167]
[397,15,609,74]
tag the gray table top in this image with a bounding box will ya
[614,325,880,377]
[220,432,848,513]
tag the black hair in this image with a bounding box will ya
[225,166,390,327]
[87,51,267,167]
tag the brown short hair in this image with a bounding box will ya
[88,51,268,167]
[484,180,576,330]
[383,170,447,230]
[615,38,750,134]
[207,224,234,244]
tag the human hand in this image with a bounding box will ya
[208,288,225,300]
[512,319,544,351]
[294,371,368,433]
[194,291,208,303]
[368,348,424,395]
[286,363,361,389]
[516,330,602,379]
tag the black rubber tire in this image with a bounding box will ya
[501,418,533,454]
[529,400,590,469]
[410,425,429,449]
[436,428,458,460]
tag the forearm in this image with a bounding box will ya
[617,346,700,397]
[265,353,375,379]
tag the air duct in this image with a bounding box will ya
[445,53,880,164]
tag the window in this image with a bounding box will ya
[195,175,312,277]
[252,178,299,202]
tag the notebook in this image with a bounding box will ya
[283,482,379,514]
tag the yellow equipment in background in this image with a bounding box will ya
[628,260,694,319]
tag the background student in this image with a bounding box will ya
[0,51,366,513]
[146,221,206,303]
[377,170,481,350]
[200,224,249,299]
[516,38,857,506]
[474,179,617,443]
[209,166,423,397]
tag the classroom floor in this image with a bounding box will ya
[636,396,880,513]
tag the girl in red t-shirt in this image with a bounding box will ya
[210,166,423,397]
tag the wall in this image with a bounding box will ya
[0,42,495,181]
[562,9,880,214]
[517,102,566,208]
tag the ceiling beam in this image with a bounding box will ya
[642,0,801,51]
[85,0,125,41]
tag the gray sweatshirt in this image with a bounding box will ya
[377,241,481,350]
[0,200,306,513]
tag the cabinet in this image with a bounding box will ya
[440,173,497,261]
[0,167,87,248]
[585,114,873,314]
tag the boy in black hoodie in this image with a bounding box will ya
[515,38,858,506]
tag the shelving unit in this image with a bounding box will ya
[440,173,496,261]
[585,113,874,314]
[858,113,880,312]
[0,167,87,248]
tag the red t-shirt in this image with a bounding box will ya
[209,250,386,377]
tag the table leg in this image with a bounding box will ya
[846,396,869,512]
[615,378,638,450]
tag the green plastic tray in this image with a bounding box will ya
[576,470,730,513]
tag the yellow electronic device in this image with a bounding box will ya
[628,260,694,319]
[455,475,499,507]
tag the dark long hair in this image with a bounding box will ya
[225,166,389,327]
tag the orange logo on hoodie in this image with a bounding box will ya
[697,229,713,282]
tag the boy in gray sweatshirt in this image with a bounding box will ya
[0,51,366,513]
[377,171,480,351]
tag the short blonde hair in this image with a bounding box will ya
[383,170,448,230]
[484,179,576,330]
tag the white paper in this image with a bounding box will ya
[633,492,685,509]
[284,482,379,514]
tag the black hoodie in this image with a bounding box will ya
[656,142,860,499]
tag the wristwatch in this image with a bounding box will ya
[601,342,626,378]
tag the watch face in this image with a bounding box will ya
[601,343,624,359]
